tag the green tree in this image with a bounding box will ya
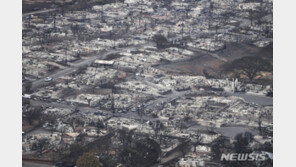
[25,106,42,125]
[31,138,49,156]
[23,81,32,94]
[69,144,85,160]
[226,132,255,167]
[153,34,169,49]
[77,0,91,10]
[234,132,254,153]
[223,56,272,81]
[211,136,230,162]
[76,152,103,167]
[253,6,269,26]
[120,138,161,167]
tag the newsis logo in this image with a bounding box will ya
[220,152,272,161]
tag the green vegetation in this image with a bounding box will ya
[24,106,42,125]
[31,138,49,156]
[212,132,257,167]
[211,136,230,162]
[223,56,272,82]
[153,34,170,49]
[120,138,161,167]
[76,152,103,167]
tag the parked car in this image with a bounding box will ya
[70,102,77,106]
[44,77,53,82]
[22,94,31,99]
[55,161,63,166]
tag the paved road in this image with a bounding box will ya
[31,43,154,89]
[23,9,56,18]
[30,89,272,123]
[188,125,259,139]
[30,100,76,110]
[160,150,183,165]
[144,89,205,111]
[186,46,228,62]
[30,99,161,122]
[230,92,273,106]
